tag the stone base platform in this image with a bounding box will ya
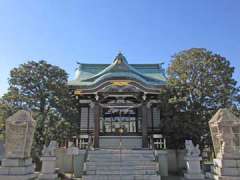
[0,173,38,180]
[39,173,58,180]
[0,158,38,179]
[184,173,205,180]
[2,158,33,167]
[39,156,57,179]
[183,156,204,180]
[213,175,240,180]
[212,157,240,179]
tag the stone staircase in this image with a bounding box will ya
[83,149,161,180]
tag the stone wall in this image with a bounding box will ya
[167,149,185,173]
[56,148,86,177]
[0,139,5,161]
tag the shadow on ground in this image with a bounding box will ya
[162,175,182,180]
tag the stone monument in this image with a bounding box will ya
[209,108,240,180]
[184,140,204,180]
[39,141,58,180]
[0,110,37,180]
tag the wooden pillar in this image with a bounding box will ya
[147,105,153,131]
[94,102,100,148]
[142,102,148,148]
[147,105,153,132]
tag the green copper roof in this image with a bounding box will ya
[68,53,167,88]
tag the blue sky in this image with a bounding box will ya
[0,0,239,96]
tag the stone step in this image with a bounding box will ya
[88,151,154,155]
[88,154,154,158]
[84,149,159,179]
[87,157,155,161]
[88,154,155,158]
[87,160,156,163]
[88,155,154,159]
[88,157,154,160]
[88,153,154,156]
[86,169,157,175]
[86,165,157,171]
[89,150,154,154]
[88,153,154,157]
[83,175,161,180]
[86,161,157,167]
[89,153,153,156]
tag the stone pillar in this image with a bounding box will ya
[155,150,168,177]
[209,108,240,180]
[67,145,80,177]
[142,102,148,148]
[94,103,101,148]
[39,141,58,180]
[0,110,38,180]
[39,156,57,180]
[73,150,86,177]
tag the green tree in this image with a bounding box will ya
[164,48,238,149]
[1,60,80,167]
[0,100,12,139]
[0,89,23,139]
[232,87,240,117]
[8,60,68,113]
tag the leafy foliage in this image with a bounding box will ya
[161,48,238,149]
[0,60,80,165]
[8,60,68,113]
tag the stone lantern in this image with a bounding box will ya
[209,108,240,180]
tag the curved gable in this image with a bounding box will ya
[68,53,166,93]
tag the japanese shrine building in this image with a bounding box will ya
[68,53,167,148]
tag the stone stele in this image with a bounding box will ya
[0,110,38,180]
[209,108,240,180]
[5,110,36,159]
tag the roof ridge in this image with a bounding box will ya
[81,55,161,83]
[78,63,161,65]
